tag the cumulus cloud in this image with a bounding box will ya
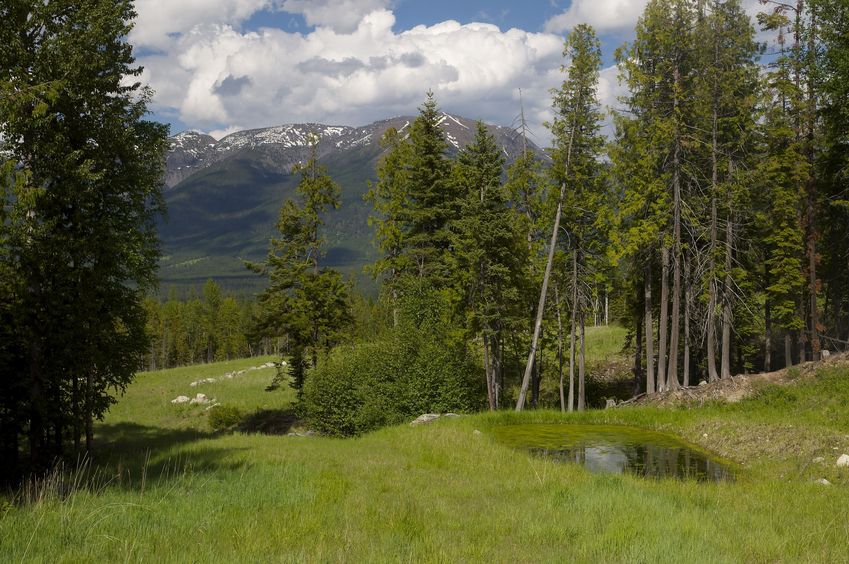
[281,0,392,33]
[544,0,649,34]
[131,0,272,50]
[137,7,576,142]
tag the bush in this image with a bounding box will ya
[208,405,243,432]
[302,279,484,436]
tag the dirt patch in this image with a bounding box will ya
[624,351,849,408]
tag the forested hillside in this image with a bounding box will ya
[158,115,535,292]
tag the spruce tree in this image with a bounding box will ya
[251,138,352,396]
[450,122,527,409]
[1,0,168,473]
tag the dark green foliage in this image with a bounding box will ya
[208,405,244,432]
[0,0,167,478]
[250,138,354,396]
[302,278,482,436]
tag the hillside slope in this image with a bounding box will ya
[2,356,848,561]
[158,115,536,293]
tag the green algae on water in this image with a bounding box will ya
[493,423,735,482]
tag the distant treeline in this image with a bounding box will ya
[143,280,280,370]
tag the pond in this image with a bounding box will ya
[493,424,735,482]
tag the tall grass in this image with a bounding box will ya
[2,350,848,562]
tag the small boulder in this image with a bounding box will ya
[605,399,616,409]
[171,395,190,404]
[190,393,210,405]
[813,456,825,464]
[698,380,708,387]
[836,454,849,467]
[410,413,441,426]
[821,350,831,359]
[473,429,482,436]
[443,413,461,418]
[816,478,831,486]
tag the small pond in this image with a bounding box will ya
[493,424,734,482]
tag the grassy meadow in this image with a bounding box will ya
[2,351,849,562]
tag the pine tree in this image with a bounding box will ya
[450,122,527,410]
[1,0,167,473]
[404,92,457,285]
[251,137,352,396]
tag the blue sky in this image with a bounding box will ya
[130,0,761,140]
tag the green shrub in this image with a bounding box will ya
[208,405,244,432]
[302,279,483,436]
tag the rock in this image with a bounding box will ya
[816,478,831,486]
[170,395,190,404]
[473,429,482,436]
[190,393,210,405]
[189,381,198,387]
[813,456,825,464]
[837,454,849,467]
[605,399,616,409]
[698,380,708,387]
[443,413,461,418]
[410,413,441,426]
[821,349,830,359]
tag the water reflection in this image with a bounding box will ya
[495,424,734,482]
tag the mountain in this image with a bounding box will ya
[158,113,539,295]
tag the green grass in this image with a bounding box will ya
[583,324,629,364]
[2,355,849,562]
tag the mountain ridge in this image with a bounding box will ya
[159,113,541,294]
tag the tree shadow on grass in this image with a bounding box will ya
[238,408,299,435]
[80,422,251,492]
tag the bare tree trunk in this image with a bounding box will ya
[808,224,820,360]
[532,326,542,409]
[516,185,566,411]
[683,255,691,387]
[483,333,495,411]
[578,303,586,411]
[764,261,772,372]
[556,288,565,413]
[569,250,578,411]
[85,370,93,454]
[797,302,807,363]
[806,7,820,362]
[667,61,683,392]
[721,212,733,379]
[494,337,502,409]
[657,246,670,391]
[644,264,655,395]
[785,333,793,368]
[707,202,719,381]
[634,307,643,395]
[517,91,579,410]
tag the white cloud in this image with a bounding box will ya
[281,0,392,33]
[130,0,272,50]
[137,8,573,143]
[544,0,649,34]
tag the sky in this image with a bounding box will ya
[132,0,765,142]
